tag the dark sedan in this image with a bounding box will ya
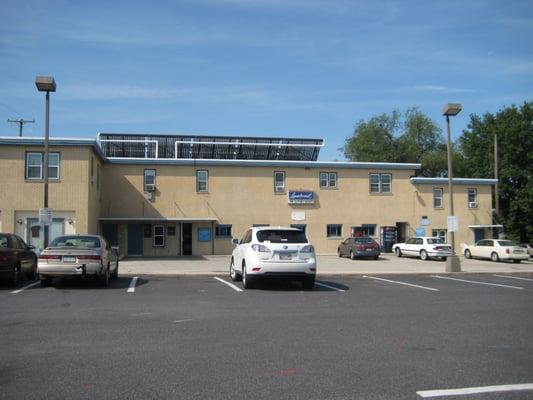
[0,233,38,286]
[337,237,381,260]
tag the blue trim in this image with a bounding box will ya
[106,158,421,170]
[410,177,497,185]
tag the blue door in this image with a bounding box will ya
[127,224,143,256]
[474,228,485,243]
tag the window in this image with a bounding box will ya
[290,224,307,234]
[327,224,342,238]
[433,188,443,208]
[361,224,376,236]
[468,188,477,208]
[144,169,156,191]
[196,170,208,192]
[274,171,285,192]
[369,173,392,193]
[432,229,447,242]
[25,152,60,180]
[320,172,337,188]
[215,224,232,237]
[153,225,165,247]
[253,224,269,227]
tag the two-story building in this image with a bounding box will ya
[0,133,498,257]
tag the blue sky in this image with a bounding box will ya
[1,0,532,160]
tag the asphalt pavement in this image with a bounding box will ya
[1,272,533,399]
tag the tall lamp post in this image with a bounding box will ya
[35,76,56,249]
[443,103,462,272]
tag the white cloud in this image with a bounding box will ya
[411,85,480,94]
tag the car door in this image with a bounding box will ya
[482,240,494,258]
[16,236,35,273]
[9,235,28,272]
[341,239,351,255]
[235,229,252,273]
[404,238,417,256]
[413,238,424,256]
[470,240,484,258]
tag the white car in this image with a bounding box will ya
[462,239,529,263]
[392,237,452,261]
[230,226,316,289]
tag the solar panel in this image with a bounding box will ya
[98,133,323,161]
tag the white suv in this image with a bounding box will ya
[230,227,316,289]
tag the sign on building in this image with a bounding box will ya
[447,216,459,233]
[288,191,314,204]
[291,212,306,221]
[39,208,53,226]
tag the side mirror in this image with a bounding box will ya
[28,245,35,250]
[232,238,239,245]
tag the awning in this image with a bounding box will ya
[468,224,503,229]
[98,217,218,222]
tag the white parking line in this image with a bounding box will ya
[363,275,439,292]
[213,277,243,292]
[494,274,533,282]
[434,275,524,290]
[11,281,40,294]
[416,382,533,398]
[314,282,345,292]
[127,276,138,293]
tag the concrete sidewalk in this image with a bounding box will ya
[118,254,533,276]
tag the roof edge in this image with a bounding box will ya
[410,177,498,185]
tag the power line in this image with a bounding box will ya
[7,118,35,137]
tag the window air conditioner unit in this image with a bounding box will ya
[275,185,284,192]
[469,201,477,208]
[145,184,156,192]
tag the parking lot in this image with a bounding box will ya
[2,270,533,399]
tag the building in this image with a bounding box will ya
[0,133,499,257]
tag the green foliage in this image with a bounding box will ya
[342,108,448,176]
[458,102,533,242]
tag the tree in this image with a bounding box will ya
[342,108,448,176]
[458,102,533,242]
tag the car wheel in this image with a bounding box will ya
[513,259,521,264]
[302,276,315,290]
[40,276,52,287]
[11,264,21,287]
[230,258,241,282]
[27,259,37,280]
[242,263,254,289]
[491,252,500,262]
[337,248,342,258]
[420,250,428,261]
[441,257,447,261]
[100,264,110,287]
[373,255,379,260]
[350,251,356,260]
[464,249,472,259]
[110,260,119,280]
[395,247,402,257]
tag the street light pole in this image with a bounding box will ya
[443,103,462,273]
[35,76,56,249]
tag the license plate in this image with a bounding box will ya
[366,248,373,252]
[279,253,292,260]
[63,256,76,263]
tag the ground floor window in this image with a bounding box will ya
[153,225,165,247]
[432,229,447,242]
[215,224,232,237]
[327,224,342,238]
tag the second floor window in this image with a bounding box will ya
[468,188,477,208]
[320,172,337,188]
[25,152,60,180]
[369,173,392,193]
[197,170,208,192]
[144,169,156,191]
[433,188,443,208]
[274,171,285,192]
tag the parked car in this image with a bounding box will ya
[519,243,533,258]
[38,235,119,287]
[462,239,529,263]
[392,237,452,261]
[230,226,316,289]
[0,233,38,286]
[337,236,380,260]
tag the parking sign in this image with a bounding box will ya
[39,208,53,226]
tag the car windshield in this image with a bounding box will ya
[256,230,308,243]
[48,236,101,248]
[497,240,515,246]
[354,237,376,244]
[427,238,445,244]
[0,235,9,248]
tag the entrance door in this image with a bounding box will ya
[27,218,64,252]
[396,222,407,243]
[474,228,485,243]
[182,223,192,255]
[102,224,118,246]
[127,224,143,256]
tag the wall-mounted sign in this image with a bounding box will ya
[447,216,459,233]
[198,227,212,242]
[288,191,314,204]
[291,212,306,221]
[421,217,430,226]
[39,208,53,226]
[415,227,426,237]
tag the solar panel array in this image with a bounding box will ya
[98,133,323,161]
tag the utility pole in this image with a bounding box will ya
[494,133,499,215]
[7,118,35,137]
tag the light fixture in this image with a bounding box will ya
[17,219,23,225]
[67,218,74,225]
